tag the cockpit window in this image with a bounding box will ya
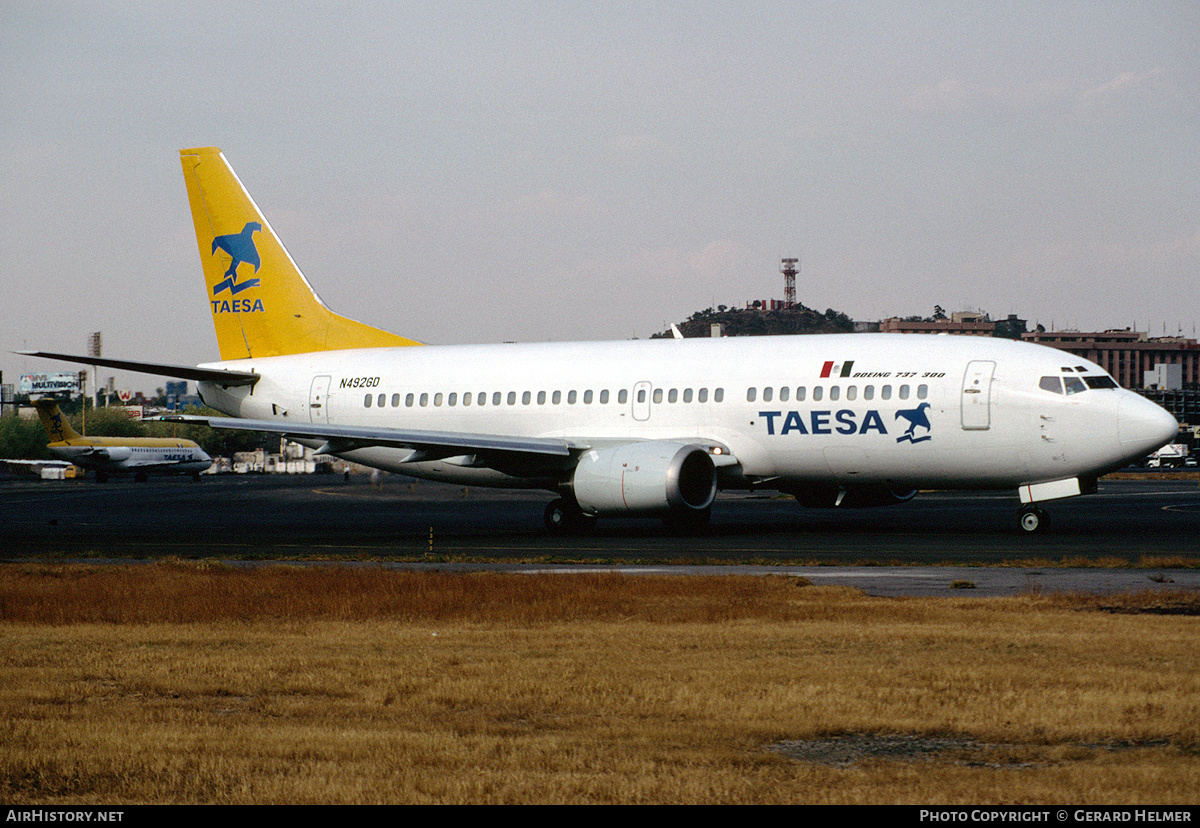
[1039,376,1063,394]
[1042,371,1117,395]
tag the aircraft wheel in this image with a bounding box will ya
[544,498,597,535]
[1018,506,1049,534]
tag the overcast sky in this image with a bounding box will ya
[3,1,1198,391]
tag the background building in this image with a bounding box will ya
[880,312,1027,338]
[1020,329,1200,391]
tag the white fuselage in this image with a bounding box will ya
[48,442,212,476]
[195,333,1177,497]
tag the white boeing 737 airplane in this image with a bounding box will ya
[22,147,1178,533]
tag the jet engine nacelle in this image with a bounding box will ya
[572,442,717,516]
[96,446,132,462]
[790,484,917,509]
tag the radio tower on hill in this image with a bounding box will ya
[781,257,798,308]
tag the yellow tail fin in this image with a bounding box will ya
[180,147,422,360]
[34,400,80,443]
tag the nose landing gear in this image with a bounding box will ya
[1018,505,1050,533]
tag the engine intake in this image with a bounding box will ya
[572,442,717,516]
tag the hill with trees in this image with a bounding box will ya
[652,302,854,339]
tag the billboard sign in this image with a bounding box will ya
[19,373,80,395]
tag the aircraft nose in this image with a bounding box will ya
[1118,394,1178,454]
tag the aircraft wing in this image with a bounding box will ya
[3,459,74,468]
[2,459,76,476]
[15,351,259,387]
[160,414,579,462]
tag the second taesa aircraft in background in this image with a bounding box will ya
[21,147,1178,533]
[10,400,212,482]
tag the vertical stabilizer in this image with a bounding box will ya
[180,147,422,360]
[34,400,80,443]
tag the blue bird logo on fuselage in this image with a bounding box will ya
[895,402,933,444]
[211,222,262,295]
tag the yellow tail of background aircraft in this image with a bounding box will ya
[180,146,422,359]
[29,400,212,482]
[18,147,1180,532]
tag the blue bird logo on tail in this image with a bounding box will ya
[895,402,933,444]
[211,222,262,295]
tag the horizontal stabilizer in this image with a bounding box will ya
[16,351,259,387]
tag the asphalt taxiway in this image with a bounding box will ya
[3,472,1198,597]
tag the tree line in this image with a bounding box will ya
[0,404,274,461]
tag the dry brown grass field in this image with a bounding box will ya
[1,561,1198,804]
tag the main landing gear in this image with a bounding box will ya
[544,498,597,535]
[542,499,712,535]
[1018,504,1050,534]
